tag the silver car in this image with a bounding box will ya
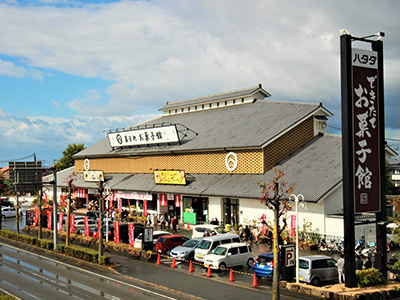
[298,255,338,286]
[171,238,203,260]
[1,207,16,219]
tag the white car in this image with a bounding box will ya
[134,231,171,249]
[192,225,228,238]
[204,243,254,270]
[74,219,98,234]
[1,207,16,219]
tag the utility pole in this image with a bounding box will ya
[98,180,104,260]
[15,192,20,234]
[38,189,42,239]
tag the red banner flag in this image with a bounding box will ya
[290,215,296,237]
[34,210,39,226]
[174,195,181,207]
[44,192,48,204]
[143,201,147,217]
[58,213,63,231]
[118,198,122,213]
[262,223,267,235]
[47,211,52,229]
[129,223,135,247]
[70,214,75,233]
[84,216,89,237]
[114,221,120,243]
[159,194,167,206]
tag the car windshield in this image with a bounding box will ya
[197,240,211,250]
[212,247,227,256]
[182,239,200,248]
[214,227,227,234]
[136,233,143,240]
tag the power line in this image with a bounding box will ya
[327,125,400,143]
[0,153,35,164]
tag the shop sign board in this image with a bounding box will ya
[154,170,186,185]
[84,170,104,182]
[107,125,180,148]
[352,48,381,213]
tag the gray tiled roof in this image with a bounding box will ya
[158,84,271,111]
[75,100,325,158]
[63,134,342,203]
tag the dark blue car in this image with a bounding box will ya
[252,252,274,278]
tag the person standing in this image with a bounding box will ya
[355,256,363,271]
[364,256,372,269]
[171,216,178,232]
[337,253,345,283]
[160,213,166,230]
[244,225,251,243]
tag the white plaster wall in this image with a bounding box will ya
[324,217,344,237]
[324,185,343,215]
[208,197,222,221]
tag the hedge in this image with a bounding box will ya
[0,229,111,265]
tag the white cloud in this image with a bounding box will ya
[0,59,43,79]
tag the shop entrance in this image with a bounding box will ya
[183,197,208,224]
[223,198,239,229]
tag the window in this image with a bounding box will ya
[228,248,238,255]
[312,259,328,269]
[299,259,309,269]
[211,241,220,250]
[232,237,241,243]
[220,239,231,244]
[239,246,248,254]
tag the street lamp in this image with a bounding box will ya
[290,193,304,284]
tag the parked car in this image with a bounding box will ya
[252,252,274,278]
[194,233,241,263]
[170,238,203,260]
[134,231,171,249]
[86,210,100,220]
[1,207,16,219]
[74,219,98,235]
[204,242,254,270]
[93,223,145,244]
[298,255,338,286]
[155,235,189,255]
[192,225,228,238]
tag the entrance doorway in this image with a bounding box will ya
[223,198,239,230]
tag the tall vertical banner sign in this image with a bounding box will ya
[58,213,63,231]
[290,215,296,237]
[34,210,39,226]
[352,48,381,213]
[143,201,147,217]
[114,221,120,244]
[84,216,89,237]
[47,211,52,229]
[70,214,75,233]
[129,223,135,246]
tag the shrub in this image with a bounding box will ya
[37,239,54,250]
[356,268,387,287]
[99,255,112,265]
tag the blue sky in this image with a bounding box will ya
[1,0,400,166]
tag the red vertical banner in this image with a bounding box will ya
[159,194,167,206]
[174,195,181,207]
[34,210,39,226]
[262,214,266,221]
[128,199,132,214]
[44,193,48,204]
[129,223,135,247]
[47,211,52,229]
[262,223,267,235]
[114,221,120,243]
[118,198,122,213]
[143,201,147,217]
[84,216,89,237]
[290,215,296,237]
[58,213,63,231]
[70,214,75,233]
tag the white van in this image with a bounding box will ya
[204,243,254,270]
[194,233,241,263]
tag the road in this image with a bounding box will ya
[0,242,194,300]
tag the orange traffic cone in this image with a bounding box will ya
[188,260,194,273]
[187,222,190,229]
[206,265,213,277]
[228,268,235,282]
[156,253,161,265]
[251,273,258,287]
[171,257,177,268]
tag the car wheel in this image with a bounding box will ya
[311,277,320,286]
[166,250,171,256]
[246,258,254,268]
[219,263,227,271]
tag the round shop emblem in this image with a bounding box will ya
[225,152,238,172]
[84,158,90,171]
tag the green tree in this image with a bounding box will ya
[55,143,85,171]
[258,168,294,300]
[0,173,8,196]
